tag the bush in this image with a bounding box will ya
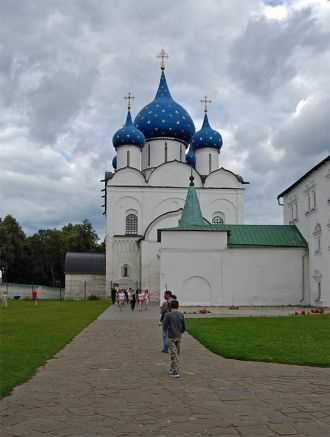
[87,294,100,301]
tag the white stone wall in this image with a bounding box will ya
[195,148,219,175]
[282,159,330,306]
[116,145,141,170]
[106,161,246,295]
[65,274,106,300]
[141,139,186,170]
[160,230,309,306]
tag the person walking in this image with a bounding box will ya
[160,290,173,353]
[163,299,186,378]
[31,289,38,307]
[130,291,136,311]
[111,286,117,304]
[137,290,145,311]
[144,289,150,310]
[117,290,126,310]
[1,291,8,308]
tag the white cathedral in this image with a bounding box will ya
[99,51,330,307]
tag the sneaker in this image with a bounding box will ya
[169,372,180,378]
[161,350,168,353]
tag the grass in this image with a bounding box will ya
[0,300,110,398]
[187,315,330,367]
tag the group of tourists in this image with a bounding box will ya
[111,285,150,311]
[110,284,186,378]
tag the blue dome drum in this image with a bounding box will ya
[112,155,117,170]
[113,110,145,149]
[134,71,195,146]
[191,112,223,150]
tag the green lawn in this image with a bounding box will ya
[0,300,110,398]
[187,315,330,367]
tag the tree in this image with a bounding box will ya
[0,215,28,283]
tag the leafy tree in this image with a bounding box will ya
[0,215,28,283]
[0,216,104,287]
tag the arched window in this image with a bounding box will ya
[127,150,130,166]
[212,215,224,225]
[126,214,138,235]
[165,142,168,162]
[209,153,212,173]
[180,145,182,161]
[148,143,151,166]
[122,264,129,277]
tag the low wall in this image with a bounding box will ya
[0,283,64,300]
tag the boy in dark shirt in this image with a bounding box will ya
[163,299,186,378]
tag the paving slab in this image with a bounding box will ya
[1,303,329,436]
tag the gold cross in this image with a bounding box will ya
[201,95,212,113]
[157,49,169,70]
[124,92,134,111]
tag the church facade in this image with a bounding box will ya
[105,53,247,296]
[103,52,317,306]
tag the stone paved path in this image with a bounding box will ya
[1,304,330,436]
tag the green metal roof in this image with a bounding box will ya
[159,224,308,248]
[179,184,204,227]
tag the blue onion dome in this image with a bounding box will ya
[134,71,195,145]
[112,154,117,170]
[112,110,145,149]
[186,145,196,168]
[191,113,223,150]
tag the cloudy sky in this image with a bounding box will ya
[0,0,329,240]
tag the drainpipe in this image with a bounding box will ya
[300,253,307,303]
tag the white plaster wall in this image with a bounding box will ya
[140,240,161,294]
[109,167,146,186]
[106,237,139,292]
[147,161,202,187]
[222,248,308,306]
[160,231,226,305]
[195,148,219,175]
[106,163,246,295]
[116,145,141,170]
[160,230,308,306]
[141,139,186,170]
[282,159,330,306]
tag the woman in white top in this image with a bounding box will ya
[137,290,145,311]
[117,290,126,311]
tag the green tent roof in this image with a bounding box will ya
[159,224,308,248]
[179,184,204,227]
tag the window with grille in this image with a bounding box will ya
[209,153,212,173]
[165,142,168,162]
[127,150,130,166]
[148,143,150,166]
[126,214,138,234]
[212,216,224,225]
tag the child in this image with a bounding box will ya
[163,299,186,378]
[144,290,150,309]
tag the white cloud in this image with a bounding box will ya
[0,0,329,238]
